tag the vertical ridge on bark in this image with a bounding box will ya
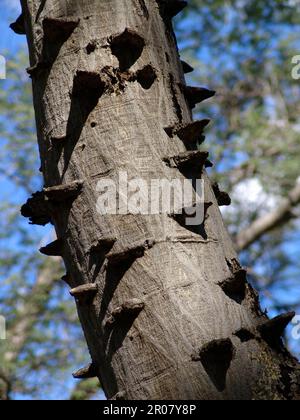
[19,0,300,400]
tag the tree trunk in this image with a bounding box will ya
[19,0,300,400]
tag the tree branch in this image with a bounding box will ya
[5,258,61,364]
[235,182,300,251]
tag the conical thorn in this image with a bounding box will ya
[106,299,145,326]
[90,237,117,254]
[205,159,214,168]
[40,239,63,257]
[181,60,194,74]
[135,64,157,89]
[44,180,83,202]
[110,28,145,71]
[257,312,295,347]
[180,84,216,109]
[234,328,256,343]
[164,151,209,173]
[170,202,212,227]
[198,338,235,392]
[70,283,98,304]
[73,71,106,100]
[177,120,210,145]
[157,0,188,19]
[72,363,98,380]
[212,183,231,207]
[10,14,26,35]
[219,268,247,304]
[43,17,80,42]
[107,240,155,264]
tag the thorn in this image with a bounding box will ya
[70,283,98,304]
[21,192,51,226]
[157,0,188,18]
[86,40,97,54]
[39,239,63,257]
[257,312,295,347]
[234,328,256,343]
[219,267,247,304]
[43,17,80,42]
[176,120,210,145]
[164,151,209,173]
[106,299,145,326]
[205,159,214,168]
[181,60,194,74]
[212,183,231,206]
[73,71,106,99]
[10,14,25,35]
[110,28,145,71]
[90,237,117,253]
[72,363,98,380]
[44,180,83,202]
[135,64,157,89]
[200,339,235,362]
[164,120,209,145]
[180,84,216,109]
[169,201,213,239]
[198,338,235,392]
[107,240,155,264]
[170,202,212,227]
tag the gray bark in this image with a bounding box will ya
[19,0,300,400]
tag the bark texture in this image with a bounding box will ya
[19,0,300,400]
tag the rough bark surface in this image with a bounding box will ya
[19,0,300,400]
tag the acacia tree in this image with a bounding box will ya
[13,0,300,400]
